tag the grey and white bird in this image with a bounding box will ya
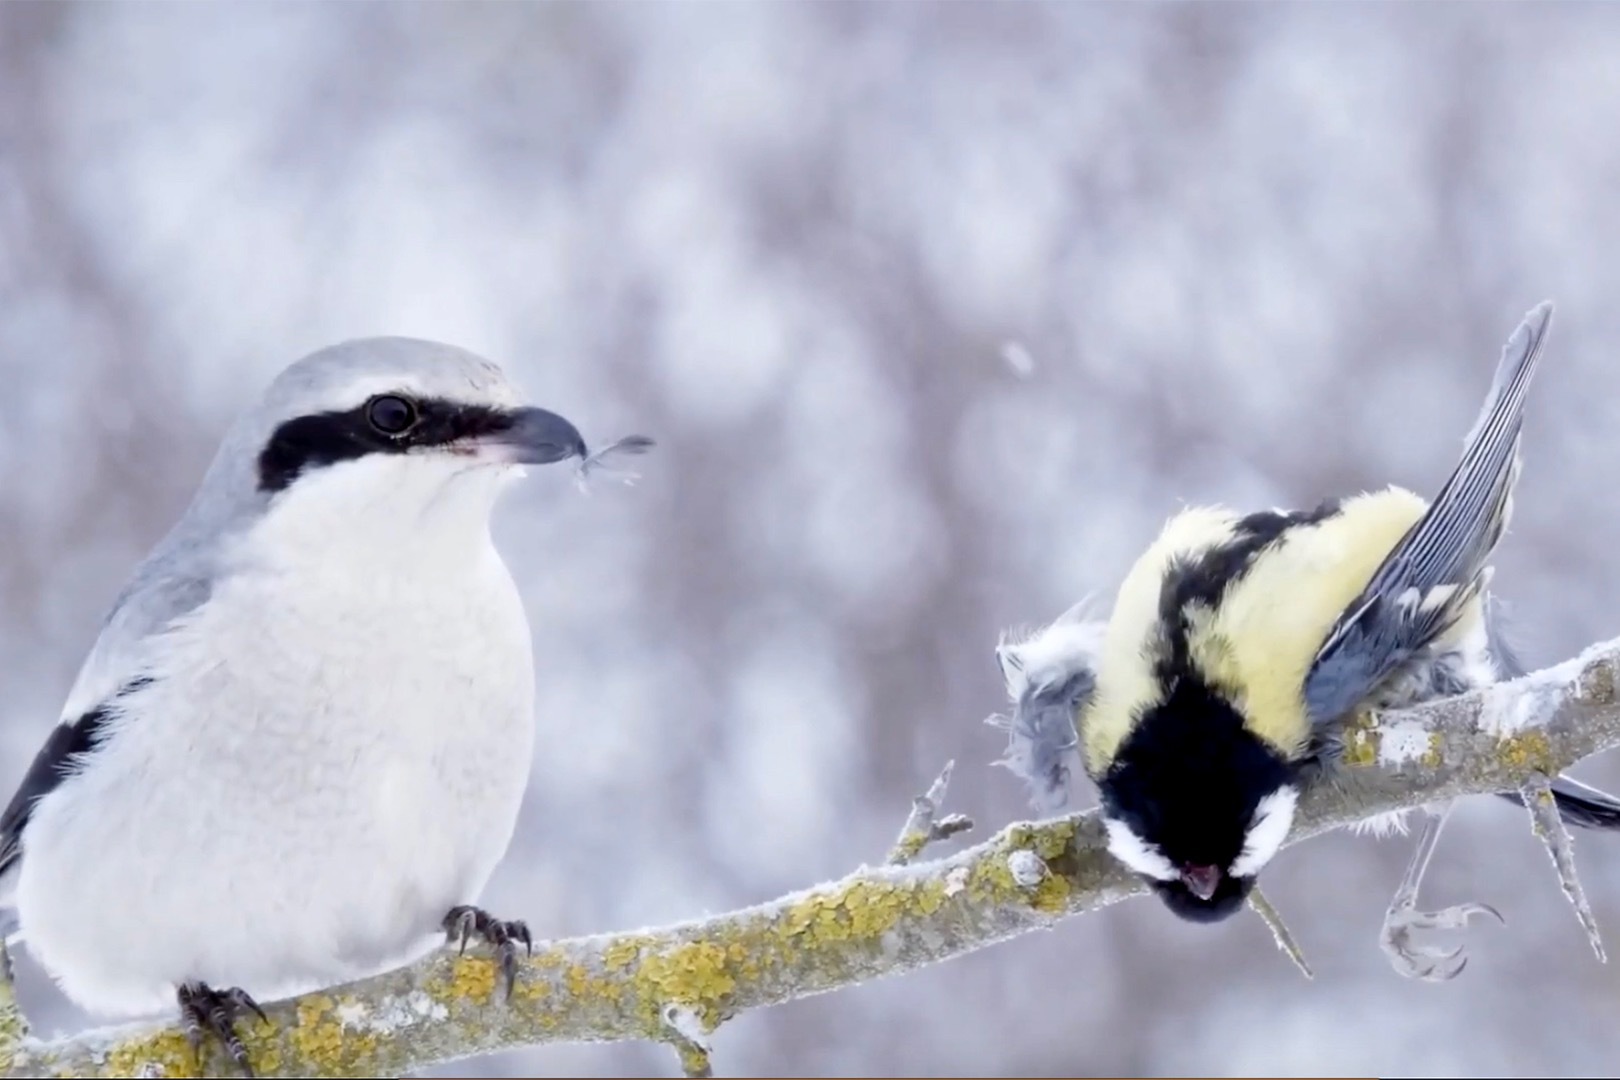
[0,338,644,1072]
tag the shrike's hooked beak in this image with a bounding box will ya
[481,407,588,465]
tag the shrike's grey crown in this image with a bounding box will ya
[262,336,524,418]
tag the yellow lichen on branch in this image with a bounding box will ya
[3,816,1121,1079]
[0,941,24,1075]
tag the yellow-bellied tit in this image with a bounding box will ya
[991,302,1620,977]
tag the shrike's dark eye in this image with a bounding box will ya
[366,395,418,436]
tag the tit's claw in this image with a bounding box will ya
[442,905,533,1001]
[1380,901,1504,981]
[177,982,269,1077]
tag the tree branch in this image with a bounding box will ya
[887,760,974,866]
[5,636,1620,1079]
[0,940,24,1076]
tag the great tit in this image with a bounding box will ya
[992,302,1620,929]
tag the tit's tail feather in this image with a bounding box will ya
[1495,776,1620,830]
[1483,601,1620,829]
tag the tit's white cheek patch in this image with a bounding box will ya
[1230,786,1298,879]
[1103,818,1179,882]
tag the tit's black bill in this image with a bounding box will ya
[1151,870,1251,923]
[1182,864,1221,902]
[493,407,588,465]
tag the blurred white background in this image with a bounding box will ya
[5,2,1620,1075]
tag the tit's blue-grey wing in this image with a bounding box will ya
[1304,302,1552,728]
[990,601,1106,814]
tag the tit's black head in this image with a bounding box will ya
[1098,670,1297,923]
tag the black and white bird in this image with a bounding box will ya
[991,302,1620,978]
[0,339,644,1071]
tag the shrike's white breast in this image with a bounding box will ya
[18,462,536,1016]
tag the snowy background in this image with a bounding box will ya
[5,3,1620,1075]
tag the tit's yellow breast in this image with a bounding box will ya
[1081,487,1430,772]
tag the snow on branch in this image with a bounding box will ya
[4,636,1620,1079]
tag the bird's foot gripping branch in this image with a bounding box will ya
[3,636,1620,1078]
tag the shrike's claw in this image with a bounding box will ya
[443,904,533,1000]
[178,982,269,1076]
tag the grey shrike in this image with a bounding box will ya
[0,338,644,1073]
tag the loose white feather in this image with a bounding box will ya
[575,434,655,492]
